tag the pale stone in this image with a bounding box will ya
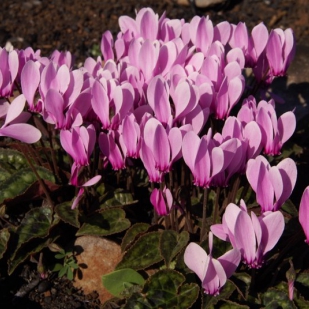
[177,0,227,8]
[73,236,122,304]
[195,0,227,8]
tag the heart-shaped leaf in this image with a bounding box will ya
[124,269,199,309]
[0,166,55,204]
[8,236,58,275]
[121,223,150,252]
[12,206,53,257]
[0,228,10,259]
[160,230,189,267]
[55,201,80,228]
[0,148,28,171]
[117,231,162,270]
[102,268,145,297]
[76,208,130,236]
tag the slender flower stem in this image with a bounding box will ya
[213,186,221,224]
[23,145,54,207]
[200,187,208,242]
[151,182,158,225]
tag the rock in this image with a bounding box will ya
[177,0,227,8]
[73,236,122,304]
[195,0,227,8]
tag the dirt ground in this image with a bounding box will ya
[1,0,309,308]
[1,0,309,64]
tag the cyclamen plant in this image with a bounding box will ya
[0,7,307,308]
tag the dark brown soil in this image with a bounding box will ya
[0,0,308,308]
[1,0,308,64]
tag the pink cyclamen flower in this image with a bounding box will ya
[266,28,295,78]
[150,187,173,216]
[0,47,18,97]
[237,97,296,156]
[184,232,240,296]
[0,94,41,143]
[246,155,297,212]
[299,186,309,244]
[182,129,237,188]
[211,200,284,268]
[71,175,101,209]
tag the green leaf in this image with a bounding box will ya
[55,201,80,228]
[67,268,74,280]
[0,148,28,171]
[117,231,162,270]
[233,272,251,299]
[142,269,199,309]
[0,166,11,182]
[262,287,296,309]
[76,208,130,237]
[52,263,63,272]
[296,272,309,289]
[121,223,150,252]
[0,228,10,259]
[55,253,65,259]
[294,293,309,308]
[160,230,189,267]
[102,189,138,208]
[124,269,199,309]
[218,300,250,308]
[58,265,68,278]
[12,206,53,256]
[8,236,57,275]
[0,166,55,204]
[102,268,145,297]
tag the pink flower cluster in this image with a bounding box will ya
[0,8,299,295]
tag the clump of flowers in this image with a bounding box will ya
[0,7,306,308]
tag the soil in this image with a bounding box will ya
[0,0,309,308]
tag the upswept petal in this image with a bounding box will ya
[299,186,309,243]
[214,21,231,45]
[234,211,256,266]
[210,146,224,177]
[277,111,296,145]
[195,16,214,55]
[92,80,110,129]
[45,89,65,128]
[119,15,138,36]
[83,175,102,187]
[56,65,70,95]
[173,81,198,121]
[21,60,40,109]
[137,8,158,41]
[139,40,158,81]
[272,158,297,210]
[184,242,208,282]
[243,121,262,159]
[0,123,41,143]
[147,75,171,125]
[251,22,269,59]
[203,257,226,295]
[259,211,284,256]
[101,30,114,61]
[182,131,202,173]
[144,118,170,173]
[266,30,283,75]
[217,248,241,279]
[256,159,274,211]
[3,94,25,126]
[168,127,182,163]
